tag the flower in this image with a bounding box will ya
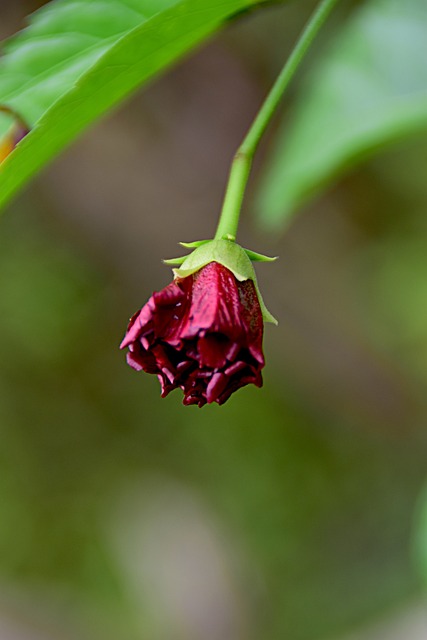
[120,261,265,407]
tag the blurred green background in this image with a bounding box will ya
[0,1,427,638]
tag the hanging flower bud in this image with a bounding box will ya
[120,239,277,407]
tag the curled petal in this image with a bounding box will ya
[197,334,233,369]
[206,372,228,404]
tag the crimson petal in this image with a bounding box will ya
[120,262,265,406]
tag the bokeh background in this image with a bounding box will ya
[0,1,427,638]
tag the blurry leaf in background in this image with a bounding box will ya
[110,479,251,639]
[256,0,427,227]
[355,236,427,382]
[0,223,100,367]
[0,0,275,213]
[0,0,179,135]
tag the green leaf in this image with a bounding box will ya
[0,0,272,212]
[0,0,179,136]
[257,0,427,227]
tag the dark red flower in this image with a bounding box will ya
[120,261,264,407]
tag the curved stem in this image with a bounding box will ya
[214,0,339,241]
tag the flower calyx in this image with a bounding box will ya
[163,238,278,325]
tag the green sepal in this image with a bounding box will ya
[162,256,187,266]
[179,239,211,249]
[172,239,277,325]
[244,249,278,262]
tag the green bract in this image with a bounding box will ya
[164,239,278,325]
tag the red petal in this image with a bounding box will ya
[126,348,157,374]
[120,299,155,349]
[206,372,228,404]
[153,281,190,343]
[197,333,232,369]
[180,263,244,341]
[224,361,247,377]
[157,373,175,398]
[120,310,143,349]
[153,281,185,307]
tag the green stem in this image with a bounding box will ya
[214,0,339,241]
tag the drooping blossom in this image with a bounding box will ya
[120,261,265,407]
